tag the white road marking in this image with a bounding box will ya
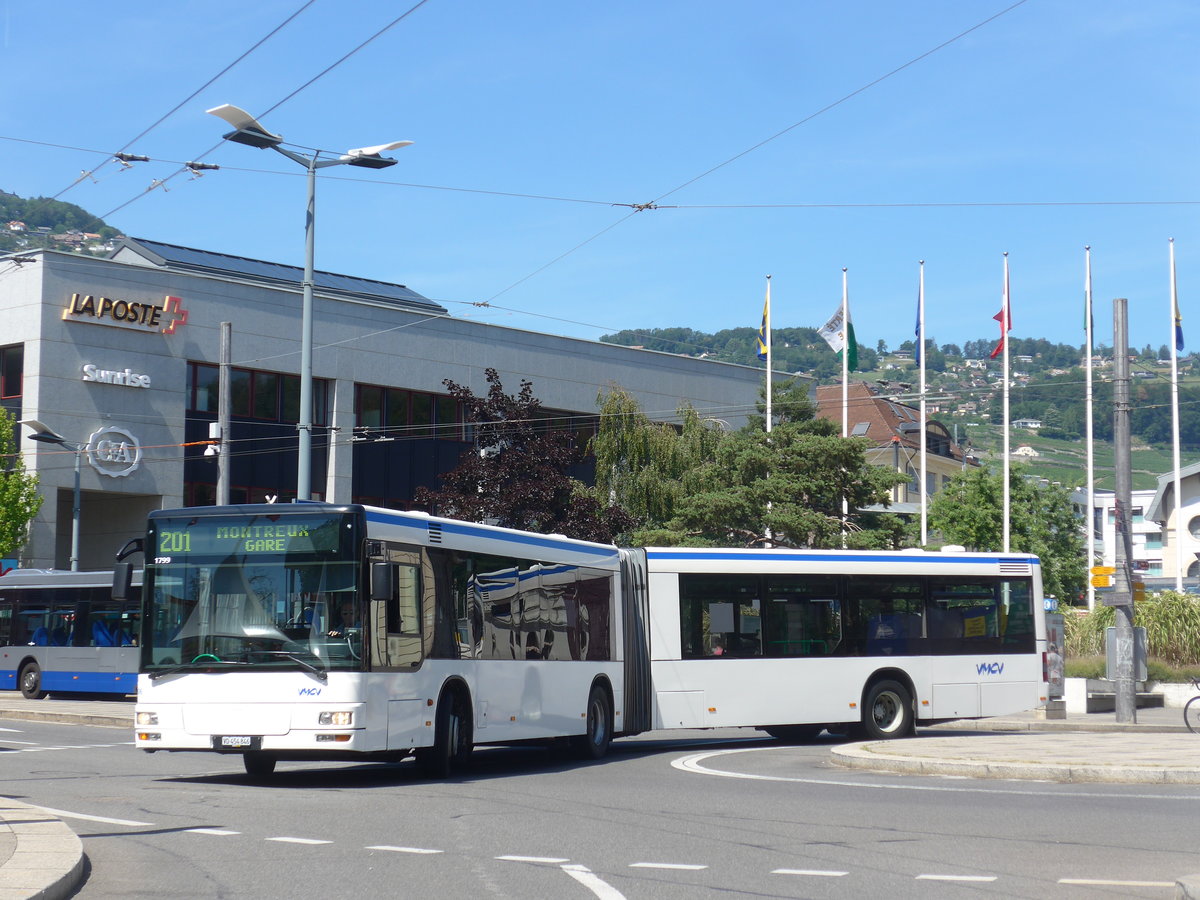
[562,864,627,900]
[772,869,848,877]
[186,829,241,836]
[672,747,1200,801]
[26,804,152,827]
[0,727,24,732]
[629,862,707,871]
[0,739,38,745]
[917,874,998,882]
[1059,879,1175,888]
[368,845,444,854]
[267,837,332,845]
[497,855,570,864]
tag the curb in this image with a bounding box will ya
[1178,875,1200,899]
[829,741,1200,785]
[0,798,84,900]
[0,709,130,729]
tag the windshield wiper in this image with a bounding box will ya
[148,659,250,680]
[250,650,329,682]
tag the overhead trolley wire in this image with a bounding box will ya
[51,0,320,202]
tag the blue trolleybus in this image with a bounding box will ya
[0,568,142,698]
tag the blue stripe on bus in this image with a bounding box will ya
[44,671,134,694]
[646,550,1037,566]
[0,670,134,695]
[364,510,619,561]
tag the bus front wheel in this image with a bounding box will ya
[571,684,612,760]
[19,662,46,700]
[418,689,473,778]
[861,679,914,740]
[243,752,276,778]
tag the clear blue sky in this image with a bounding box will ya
[2,0,1197,356]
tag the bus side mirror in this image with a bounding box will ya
[113,562,134,601]
[370,562,394,601]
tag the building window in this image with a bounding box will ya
[355,384,460,440]
[1189,516,1200,540]
[188,363,328,425]
[0,344,22,399]
[1145,533,1163,550]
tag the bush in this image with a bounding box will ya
[1063,591,1200,673]
[1146,659,1200,684]
[1064,655,1106,680]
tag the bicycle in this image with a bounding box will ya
[1186,678,1200,734]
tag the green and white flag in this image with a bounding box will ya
[818,306,858,371]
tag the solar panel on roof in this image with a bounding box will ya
[118,238,446,315]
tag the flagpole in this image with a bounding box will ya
[1085,246,1096,611]
[918,260,928,547]
[1170,238,1184,590]
[1002,252,1011,554]
[842,267,849,548]
[765,275,773,435]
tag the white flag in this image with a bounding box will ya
[818,308,847,353]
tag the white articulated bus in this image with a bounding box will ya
[639,547,1047,741]
[130,503,1047,777]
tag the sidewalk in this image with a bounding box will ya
[0,698,131,900]
[0,698,1198,899]
[834,704,1200,784]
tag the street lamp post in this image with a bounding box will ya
[207,104,411,501]
[20,419,83,571]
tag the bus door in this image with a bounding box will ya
[370,549,428,750]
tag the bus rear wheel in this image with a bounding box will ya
[19,662,46,700]
[861,679,914,740]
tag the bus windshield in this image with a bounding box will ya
[141,510,362,676]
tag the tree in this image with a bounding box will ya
[414,369,632,543]
[659,423,909,548]
[743,376,819,434]
[928,465,1086,602]
[590,386,724,533]
[592,386,908,548]
[0,409,42,560]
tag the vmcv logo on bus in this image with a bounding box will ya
[298,687,322,697]
[977,662,1005,676]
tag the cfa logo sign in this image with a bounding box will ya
[63,292,189,334]
[86,427,142,478]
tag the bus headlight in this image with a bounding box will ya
[136,712,159,726]
[318,711,353,726]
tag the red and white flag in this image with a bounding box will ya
[990,260,1011,360]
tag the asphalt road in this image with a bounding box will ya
[4,717,1199,899]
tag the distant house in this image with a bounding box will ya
[6,221,25,233]
[1012,445,1040,458]
[892,350,913,360]
[1013,418,1042,429]
[815,382,975,514]
[964,359,986,370]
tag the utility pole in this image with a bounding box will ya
[217,322,232,505]
[1111,298,1136,724]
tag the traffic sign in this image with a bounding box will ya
[1090,574,1112,588]
[1091,565,1116,576]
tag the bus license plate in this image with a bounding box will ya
[214,735,260,751]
